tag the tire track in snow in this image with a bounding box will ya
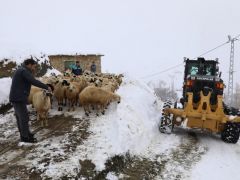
[157,129,208,180]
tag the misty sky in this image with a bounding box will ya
[0,0,240,90]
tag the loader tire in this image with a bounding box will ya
[221,122,240,144]
[159,101,173,134]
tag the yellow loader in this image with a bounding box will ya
[159,58,240,143]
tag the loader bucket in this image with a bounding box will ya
[164,91,240,133]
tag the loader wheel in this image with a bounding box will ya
[221,122,240,144]
[159,101,173,134]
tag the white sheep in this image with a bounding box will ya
[32,90,52,127]
[28,86,41,105]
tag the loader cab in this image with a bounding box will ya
[182,58,223,105]
[184,57,219,80]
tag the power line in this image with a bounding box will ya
[141,34,240,79]
[197,34,240,57]
[141,63,184,79]
[197,41,229,57]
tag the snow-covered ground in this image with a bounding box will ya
[0,77,12,105]
[1,75,240,179]
[191,134,240,180]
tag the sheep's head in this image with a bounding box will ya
[95,79,102,87]
[112,94,121,104]
[62,80,70,86]
[43,90,52,97]
[67,84,76,92]
[90,78,95,83]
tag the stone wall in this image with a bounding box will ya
[49,55,102,73]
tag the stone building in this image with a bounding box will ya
[48,54,103,73]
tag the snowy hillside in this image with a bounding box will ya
[0,75,240,179]
[0,52,49,65]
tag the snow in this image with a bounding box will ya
[74,75,181,171]
[0,52,49,65]
[106,172,118,180]
[190,135,240,180]
[1,74,240,179]
[0,77,11,105]
[44,68,62,77]
[0,75,182,179]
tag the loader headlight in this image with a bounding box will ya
[216,82,224,89]
[186,80,194,87]
[176,116,182,122]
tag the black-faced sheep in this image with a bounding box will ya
[53,80,70,111]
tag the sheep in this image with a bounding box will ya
[116,74,124,85]
[65,82,80,111]
[101,84,115,92]
[28,76,56,105]
[66,79,88,110]
[77,77,88,92]
[53,80,70,111]
[42,76,58,85]
[79,86,121,116]
[32,90,52,127]
[28,86,42,105]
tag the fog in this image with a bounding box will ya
[1,0,240,90]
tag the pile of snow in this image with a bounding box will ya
[74,75,179,170]
[0,77,11,105]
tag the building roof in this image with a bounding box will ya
[48,54,104,58]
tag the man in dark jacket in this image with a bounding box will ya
[72,61,83,76]
[90,61,97,73]
[9,58,51,143]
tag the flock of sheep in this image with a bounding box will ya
[28,70,123,127]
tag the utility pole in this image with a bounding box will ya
[227,35,238,106]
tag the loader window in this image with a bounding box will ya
[189,66,198,75]
[205,67,212,75]
[204,64,215,76]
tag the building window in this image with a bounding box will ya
[64,61,75,71]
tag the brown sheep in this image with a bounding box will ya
[66,78,88,109]
[53,80,70,111]
[79,86,121,116]
[32,90,52,127]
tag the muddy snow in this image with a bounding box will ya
[0,75,240,179]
